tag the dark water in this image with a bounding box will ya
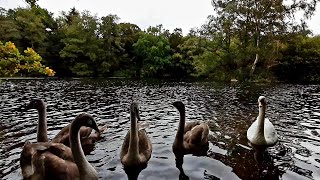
[0,79,319,180]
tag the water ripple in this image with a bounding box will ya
[0,79,319,179]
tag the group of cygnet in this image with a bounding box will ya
[19,96,278,180]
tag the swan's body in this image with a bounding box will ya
[20,113,99,180]
[120,103,152,167]
[25,99,106,154]
[172,101,209,156]
[247,96,278,146]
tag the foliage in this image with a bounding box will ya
[0,41,55,77]
[273,35,320,82]
[210,0,320,76]
[0,3,320,82]
[133,26,172,77]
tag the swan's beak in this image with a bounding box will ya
[136,111,141,121]
[92,120,100,133]
[133,104,141,121]
[172,102,178,109]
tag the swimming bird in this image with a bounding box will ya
[25,99,107,154]
[172,101,209,156]
[20,113,99,180]
[24,99,48,142]
[247,96,278,146]
[120,103,152,167]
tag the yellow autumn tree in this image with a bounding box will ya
[0,41,55,77]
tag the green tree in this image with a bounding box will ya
[98,14,123,76]
[274,35,320,82]
[59,9,100,76]
[133,25,172,77]
[0,8,21,43]
[210,0,320,77]
[14,8,46,51]
[117,22,141,77]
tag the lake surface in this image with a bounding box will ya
[0,79,319,180]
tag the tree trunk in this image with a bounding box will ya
[250,53,259,75]
[250,16,260,76]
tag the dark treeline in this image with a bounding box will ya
[1,0,320,82]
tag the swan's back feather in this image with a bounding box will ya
[184,121,200,133]
[52,126,92,145]
[120,129,152,164]
[138,129,152,161]
[20,142,75,180]
[33,151,79,180]
[175,122,209,155]
[247,117,278,146]
[120,131,130,160]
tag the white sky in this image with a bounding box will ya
[0,0,319,35]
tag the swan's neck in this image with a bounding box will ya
[128,111,139,158]
[256,105,266,137]
[175,108,185,144]
[37,106,48,142]
[70,124,96,178]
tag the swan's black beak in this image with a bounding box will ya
[91,119,100,133]
[135,106,141,121]
[172,101,185,112]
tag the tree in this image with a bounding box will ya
[211,0,320,77]
[0,8,21,43]
[59,9,100,76]
[274,35,320,82]
[0,41,55,77]
[25,0,39,8]
[117,22,141,77]
[133,25,172,77]
[99,14,123,76]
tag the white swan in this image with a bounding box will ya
[247,96,278,146]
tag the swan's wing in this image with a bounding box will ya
[187,123,209,145]
[52,125,71,143]
[120,131,130,160]
[247,118,278,146]
[20,142,74,179]
[52,126,92,146]
[247,120,258,142]
[264,118,278,145]
[33,151,79,180]
[138,129,152,161]
[184,121,200,133]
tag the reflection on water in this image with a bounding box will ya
[123,164,147,180]
[0,79,319,179]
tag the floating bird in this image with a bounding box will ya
[20,113,99,180]
[172,101,209,156]
[25,99,107,154]
[247,96,278,146]
[120,103,152,167]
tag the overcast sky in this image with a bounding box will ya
[1,0,319,35]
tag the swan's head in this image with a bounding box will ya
[75,113,100,133]
[258,96,267,107]
[25,99,45,111]
[172,101,185,112]
[130,102,141,121]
